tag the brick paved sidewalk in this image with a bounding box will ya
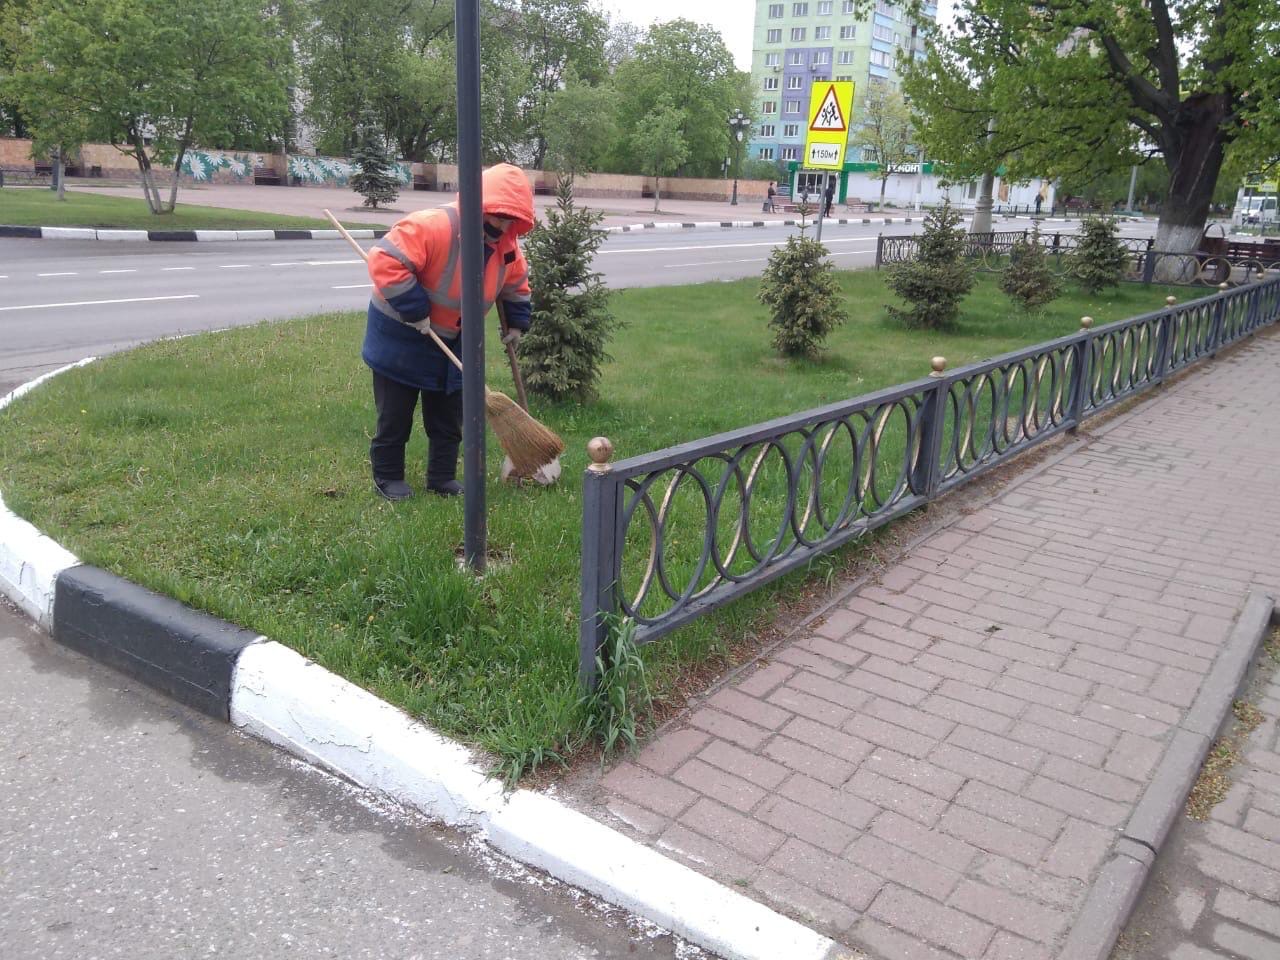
[579,332,1280,960]
[1113,635,1280,960]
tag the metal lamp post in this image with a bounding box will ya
[727,110,749,206]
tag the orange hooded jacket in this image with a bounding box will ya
[367,162,535,335]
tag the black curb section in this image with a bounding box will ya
[0,224,42,238]
[1057,588,1277,960]
[53,564,260,720]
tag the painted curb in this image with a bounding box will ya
[0,224,390,243]
[54,564,262,720]
[0,363,839,960]
[1057,588,1277,960]
[603,215,919,234]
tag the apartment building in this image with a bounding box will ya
[748,0,935,185]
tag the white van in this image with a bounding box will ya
[1234,192,1278,226]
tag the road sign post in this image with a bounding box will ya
[802,81,854,245]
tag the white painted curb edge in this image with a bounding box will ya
[0,360,93,626]
[1,363,841,960]
[231,641,839,960]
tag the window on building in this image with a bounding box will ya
[873,23,894,42]
[780,147,800,161]
[839,25,856,39]
[815,26,831,39]
[813,76,829,83]
[836,74,853,81]
[876,0,896,16]
[760,147,775,160]
[967,181,978,199]
[784,99,801,113]
[790,27,806,40]
[787,75,803,88]
[765,53,780,65]
[841,0,854,11]
[789,51,805,64]
[768,3,784,16]
[764,77,779,90]
[870,49,891,67]
[837,49,854,63]
[758,124,776,137]
[783,123,800,137]
[813,50,830,63]
[792,2,808,14]
[761,100,777,114]
[766,28,782,42]
[817,0,833,13]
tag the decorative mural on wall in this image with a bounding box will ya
[287,155,412,186]
[180,150,265,181]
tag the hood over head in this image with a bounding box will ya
[473,163,536,237]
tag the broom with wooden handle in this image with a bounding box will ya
[324,209,564,476]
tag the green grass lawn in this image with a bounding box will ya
[0,269,1187,779]
[0,188,383,230]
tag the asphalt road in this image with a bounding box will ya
[0,217,984,393]
[0,598,702,960]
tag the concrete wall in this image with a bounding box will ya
[415,163,771,202]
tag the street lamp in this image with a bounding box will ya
[727,110,750,206]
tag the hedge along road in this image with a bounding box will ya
[0,218,974,395]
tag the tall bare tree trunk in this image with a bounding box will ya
[879,175,888,211]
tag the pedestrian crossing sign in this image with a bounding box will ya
[803,81,855,170]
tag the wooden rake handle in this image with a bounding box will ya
[496,301,529,411]
[323,208,464,374]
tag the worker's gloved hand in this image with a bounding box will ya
[407,318,433,336]
[501,327,523,347]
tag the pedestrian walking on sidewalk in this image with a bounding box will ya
[361,163,535,501]
[765,181,777,213]
[822,179,835,219]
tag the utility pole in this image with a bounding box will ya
[456,0,486,573]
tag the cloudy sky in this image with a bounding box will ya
[599,0,955,70]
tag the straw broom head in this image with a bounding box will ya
[484,388,565,475]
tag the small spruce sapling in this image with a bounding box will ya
[349,133,400,210]
[759,229,848,358]
[1071,215,1129,293]
[884,200,974,329]
[1000,224,1062,309]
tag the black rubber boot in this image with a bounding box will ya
[374,478,414,501]
[426,478,463,497]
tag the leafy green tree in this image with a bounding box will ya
[521,176,619,402]
[631,100,689,212]
[885,201,975,329]
[541,71,617,180]
[611,20,750,178]
[1071,216,1129,293]
[1000,224,1061,310]
[853,84,916,211]
[759,236,848,358]
[516,0,608,169]
[5,0,288,214]
[902,0,1280,255]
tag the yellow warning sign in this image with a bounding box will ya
[803,81,855,170]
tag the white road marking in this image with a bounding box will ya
[162,266,196,271]
[99,269,137,274]
[661,242,879,268]
[219,264,251,269]
[0,294,199,313]
[270,261,306,267]
[332,283,371,289]
[38,272,77,277]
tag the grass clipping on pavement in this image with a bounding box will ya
[0,269,1188,780]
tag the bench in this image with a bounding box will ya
[253,168,283,186]
[412,174,431,191]
[845,197,871,213]
[0,167,53,187]
[533,183,555,196]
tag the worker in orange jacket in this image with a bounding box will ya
[362,163,535,500]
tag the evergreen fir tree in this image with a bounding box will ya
[885,200,975,329]
[758,234,848,358]
[521,176,620,402]
[1071,215,1129,292]
[350,131,399,210]
[1000,223,1062,309]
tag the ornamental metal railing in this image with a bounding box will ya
[578,276,1280,687]
[876,231,1280,288]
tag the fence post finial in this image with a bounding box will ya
[587,437,614,473]
[1165,295,1178,307]
[1080,316,1093,329]
[1219,282,1230,292]
[929,356,947,377]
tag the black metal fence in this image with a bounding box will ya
[876,231,1280,287]
[578,276,1280,687]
